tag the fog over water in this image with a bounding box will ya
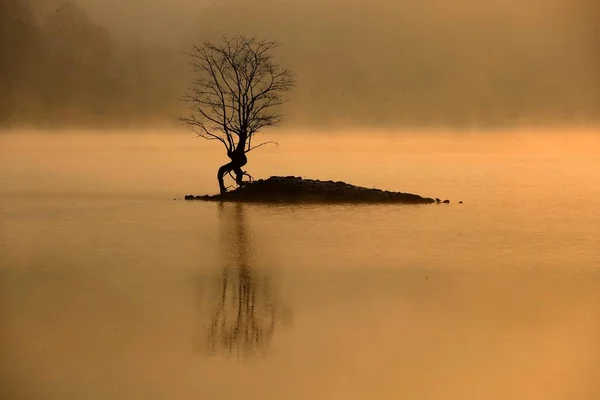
[2,2,600,398]
[1,129,600,399]
[2,0,599,129]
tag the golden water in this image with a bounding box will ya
[1,130,599,399]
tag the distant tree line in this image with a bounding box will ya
[1,0,598,130]
[0,0,185,128]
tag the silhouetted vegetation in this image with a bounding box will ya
[181,36,294,194]
[1,0,598,129]
[0,0,184,128]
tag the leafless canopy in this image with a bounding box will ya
[181,35,294,153]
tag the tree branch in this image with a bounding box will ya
[246,141,278,153]
[181,35,294,159]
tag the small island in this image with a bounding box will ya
[185,176,436,204]
[180,37,450,206]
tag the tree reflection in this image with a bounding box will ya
[201,202,281,357]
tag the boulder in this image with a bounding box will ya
[185,176,436,204]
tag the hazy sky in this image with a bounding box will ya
[13,0,600,128]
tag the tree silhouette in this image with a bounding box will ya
[181,35,294,194]
[0,0,38,124]
[41,2,116,113]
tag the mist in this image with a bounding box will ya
[1,0,598,130]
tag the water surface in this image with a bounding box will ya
[1,130,600,399]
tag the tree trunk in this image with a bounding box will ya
[217,161,234,195]
[217,149,248,195]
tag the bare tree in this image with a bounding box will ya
[181,35,294,194]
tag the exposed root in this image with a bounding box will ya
[241,172,255,184]
[227,170,255,187]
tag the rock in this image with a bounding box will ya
[184,176,435,204]
[443,200,450,204]
[459,201,463,204]
[436,198,441,203]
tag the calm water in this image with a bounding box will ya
[1,130,600,399]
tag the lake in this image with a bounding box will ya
[1,129,599,399]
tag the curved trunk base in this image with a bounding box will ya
[217,152,248,195]
[217,162,234,195]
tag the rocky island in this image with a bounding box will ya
[185,176,439,204]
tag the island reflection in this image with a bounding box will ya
[198,202,285,358]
